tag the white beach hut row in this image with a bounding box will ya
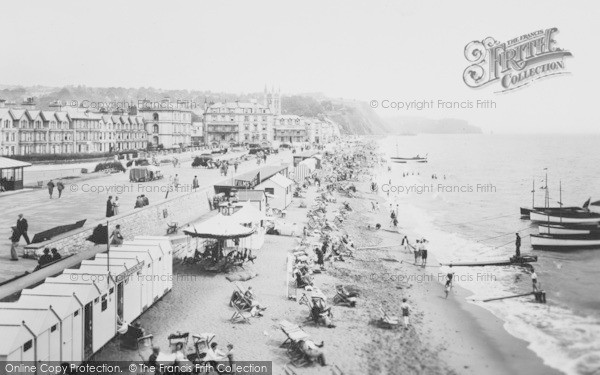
[0,236,173,364]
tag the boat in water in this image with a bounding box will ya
[530,233,600,249]
[538,223,599,235]
[390,156,428,163]
[529,210,600,224]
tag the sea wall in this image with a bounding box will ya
[24,186,212,257]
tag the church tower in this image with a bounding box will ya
[264,85,281,116]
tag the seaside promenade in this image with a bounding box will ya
[0,150,293,284]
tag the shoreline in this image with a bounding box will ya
[372,144,564,374]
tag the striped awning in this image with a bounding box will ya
[0,157,31,169]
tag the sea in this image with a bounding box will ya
[376,134,600,375]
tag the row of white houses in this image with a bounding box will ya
[0,236,172,364]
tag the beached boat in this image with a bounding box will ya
[538,223,599,235]
[530,233,600,249]
[529,210,600,224]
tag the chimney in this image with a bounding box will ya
[21,97,36,108]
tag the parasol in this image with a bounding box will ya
[232,203,267,224]
[184,213,255,239]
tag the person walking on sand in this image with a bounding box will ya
[401,298,410,329]
[371,201,376,212]
[106,196,114,217]
[515,233,521,258]
[376,201,380,211]
[444,265,455,299]
[193,175,199,191]
[47,180,55,199]
[401,235,409,253]
[56,181,65,198]
[531,268,538,292]
[413,239,421,265]
[16,214,30,245]
[234,161,239,173]
[421,239,428,267]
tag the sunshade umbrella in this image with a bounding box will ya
[183,213,255,239]
[232,203,267,224]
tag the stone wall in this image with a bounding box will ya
[25,186,213,257]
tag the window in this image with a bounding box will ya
[153,113,159,121]
[94,297,100,304]
[265,187,275,195]
[74,310,79,317]
[51,324,57,332]
[101,295,108,311]
[24,340,33,352]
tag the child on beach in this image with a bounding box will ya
[401,298,410,329]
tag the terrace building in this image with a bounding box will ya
[138,99,193,149]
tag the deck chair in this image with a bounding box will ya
[279,320,310,348]
[230,303,252,324]
[168,332,190,352]
[378,307,399,329]
[279,320,312,367]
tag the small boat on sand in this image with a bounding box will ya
[530,233,600,249]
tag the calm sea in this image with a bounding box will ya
[378,134,600,375]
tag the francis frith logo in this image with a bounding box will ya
[463,28,572,92]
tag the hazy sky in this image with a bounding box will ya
[0,0,598,133]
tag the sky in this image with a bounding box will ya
[0,0,598,133]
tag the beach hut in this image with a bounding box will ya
[15,294,84,363]
[0,307,61,362]
[43,275,117,358]
[257,173,294,210]
[95,251,153,311]
[0,323,36,362]
[122,238,173,295]
[73,259,144,325]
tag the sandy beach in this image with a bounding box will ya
[92,141,561,375]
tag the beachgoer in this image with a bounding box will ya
[371,201,376,212]
[16,214,30,245]
[376,201,380,211]
[301,339,327,366]
[173,174,180,189]
[148,347,160,369]
[110,224,124,246]
[193,176,199,190]
[414,240,421,265]
[141,194,149,206]
[515,233,521,258]
[9,227,20,261]
[56,181,65,198]
[47,180,55,199]
[401,298,410,329]
[445,265,454,298]
[38,248,53,267]
[531,268,538,292]
[401,236,409,253]
[106,196,114,217]
[421,239,428,267]
[51,248,62,261]
[113,197,120,215]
